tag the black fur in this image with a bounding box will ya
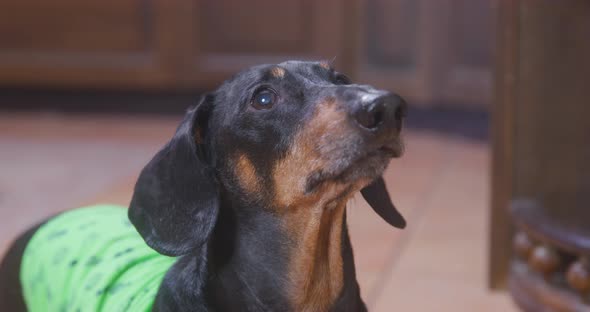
[0,61,406,312]
[129,94,219,256]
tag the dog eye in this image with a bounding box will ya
[251,88,277,110]
[334,74,351,85]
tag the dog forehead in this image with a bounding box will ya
[219,61,329,94]
[278,61,329,79]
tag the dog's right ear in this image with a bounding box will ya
[129,94,219,256]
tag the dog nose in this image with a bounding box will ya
[354,93,406,131]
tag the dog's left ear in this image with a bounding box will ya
[129,94,219,256]
[361,176,406,229]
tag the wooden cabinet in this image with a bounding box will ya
[0,0,180,88]
[0,0,349,91]
[490,2,590,310]
[0,0,493,108]
[179,0,350,89]
[354,0,493,108]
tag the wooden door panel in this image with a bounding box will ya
[0,1,149,52]
[439,0,493,107]
[357,0,493,108]
[365,0,419,69]
[0,0,177,88]
[356,0,446,105]
[449,0,493,69]
[490,0,590,292]
[199,0,309,54]
[0,0,493,105]
[183,0,348,89]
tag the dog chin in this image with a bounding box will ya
[304,148,393,194]
[338,151,391,184]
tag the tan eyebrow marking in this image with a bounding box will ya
[270,66,286,79]
[319,61,331,70]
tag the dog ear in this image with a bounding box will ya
[129,94,219,256]
[361,176,406,229]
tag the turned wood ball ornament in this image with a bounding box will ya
[566,258,590,294]
[529,245,560,276]
[513,231,534,259]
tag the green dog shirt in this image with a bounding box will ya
[20,205,177,311]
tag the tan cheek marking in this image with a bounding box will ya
[319,61,331,70]
[271,66,285,78]
[285,201,347,311]
[272,99,349,208]
[235,153,260,194]
[194,127,203,144]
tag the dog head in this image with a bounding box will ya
[129,61,407,256]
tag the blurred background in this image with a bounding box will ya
[0,1,589,311]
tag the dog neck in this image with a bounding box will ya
[201,195,363,311]
[283,200,347,311]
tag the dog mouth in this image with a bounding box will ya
[304,141,403,193]
[376,144,402,158]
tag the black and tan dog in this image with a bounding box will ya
[0,60,407,311]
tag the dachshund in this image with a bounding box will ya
[0,60,407,311]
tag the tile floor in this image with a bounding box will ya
[0,112,518,311]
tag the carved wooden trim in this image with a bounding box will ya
[509,200,590,311]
